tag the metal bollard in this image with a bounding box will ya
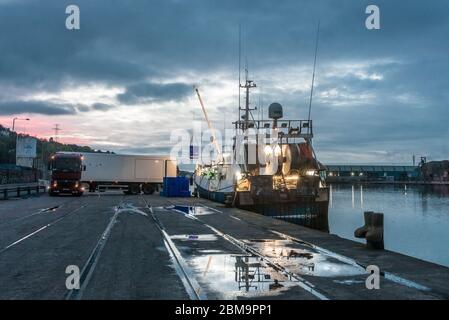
[354,211,384,249]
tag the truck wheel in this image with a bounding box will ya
[128,184,141,195]
[142,184,155,195]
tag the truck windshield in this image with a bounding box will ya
[53,158,81,171]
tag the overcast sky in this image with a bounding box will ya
[0,0,448,164]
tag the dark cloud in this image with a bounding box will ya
[0,100,78,115]
[91,103,115,111]
[0,100,111,115]
[0,0,448,161]
[117,82,192,104]
[4,0,447,90]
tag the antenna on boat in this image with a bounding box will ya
[238,24,242,123]
[194,87,223,161]
[240,79,257,131]
[235,25,257,132]
[307,21,320,123]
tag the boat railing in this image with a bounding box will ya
[233,119,313,140]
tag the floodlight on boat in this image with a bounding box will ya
[285,175,299,181]
[264,145,272,156]
[274,145,281,157]
[235,170,242,181]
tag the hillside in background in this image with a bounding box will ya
[0,124,111,166]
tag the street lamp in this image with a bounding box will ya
[12,117,30,131]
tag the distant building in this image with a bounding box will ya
[325,165,419,183]
[419,161,449,182]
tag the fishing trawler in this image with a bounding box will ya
[193,77,330,232]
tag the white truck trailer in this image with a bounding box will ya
[79,153,177,194]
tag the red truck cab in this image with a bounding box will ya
[48,153,85,196]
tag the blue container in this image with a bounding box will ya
[162,177,190,197]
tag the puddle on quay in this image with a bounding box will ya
[199,249,224,254]
[333,279,365,285]
[115,203,149,217]
[187,254,299,299]
[244,239,366,278]
[170,234,218,241]
[165,205,216,217]
[40,206,60,213]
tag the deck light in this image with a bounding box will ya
[274,145,281,157]
[235,171,242,181]
[264,145,272,156]
[306,170,317,176]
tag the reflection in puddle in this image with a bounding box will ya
[188,254,299,299]
[199,249,224,254]
[40,206,59,213]
[166,205,216,216]
[116,203,148,217]
[171,234,218,241]
[333,279,365,285]
[244,239,365,278]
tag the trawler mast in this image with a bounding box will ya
[239,79,257,132]
[193,26,330,233]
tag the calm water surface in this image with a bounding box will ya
[328,184,449,267]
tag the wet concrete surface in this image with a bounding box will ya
[0,196,113,299]
[81,197,188,300]
[0,193,448,299]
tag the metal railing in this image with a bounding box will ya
[233,119,313,139]
[0,184,46,200]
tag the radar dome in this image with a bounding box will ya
[268,103,283,119]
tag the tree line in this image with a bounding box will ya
[0,124,112,166]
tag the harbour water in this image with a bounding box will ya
[328,184,449,268]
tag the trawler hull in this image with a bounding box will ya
[251,197,329,232]
[196,184,233,204]
[195,182,330,232]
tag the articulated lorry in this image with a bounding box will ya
[48,152,85,196]
[48,152,177,196]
